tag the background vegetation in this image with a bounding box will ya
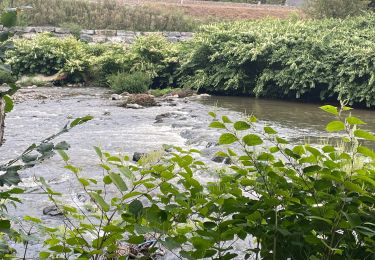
[8,0,202,31]
[7,13,375,106]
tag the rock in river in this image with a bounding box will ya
[211,156,231,165]
[43,205,63,216]
[133,152,145,162]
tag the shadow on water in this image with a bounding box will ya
[198,96,375,133]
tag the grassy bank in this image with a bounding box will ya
[8,0,202,31]
[5,14,375,106]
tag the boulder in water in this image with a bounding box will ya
[211,156,231,165]
[133,152,145,162]
[43,205,63,216]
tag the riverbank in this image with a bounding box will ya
[6,14,375,108]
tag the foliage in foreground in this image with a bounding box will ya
[2,104,374,259]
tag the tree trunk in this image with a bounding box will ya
[0,98,4,147]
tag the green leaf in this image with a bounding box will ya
[354,130,375,141]
[0,219,11,233]
[325,121,345,132]
[243,134,263,146]
[208,112,216,118]
[39,252,51,259]
[234,121,250,131]
[219,133,238,145]
[344,181,366,194]
[222,116,232,123]
[357,146,375,159]
[307,216,332,224]
[346,116,366,125]
[57,150,69,162]
[161,237,180,250]
[264,126,277,134]
[320,105,338,115]
[3,95,13,113]
[70,115,93,128]
[127,235,144,244]
[109,172,128,192]
[88,192,110,212]
[129,200,143,217]
[94,146,103,158]
[343,212,362,227]
[209,121,225,129]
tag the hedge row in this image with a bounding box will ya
[6,14,375,106]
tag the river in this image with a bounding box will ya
[0,87,374,258]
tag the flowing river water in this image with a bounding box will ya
[1,87,374,258]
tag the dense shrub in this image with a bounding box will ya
[88,45,132,86]
[129,34,180,89]
[304,0,367,18]
[0,70,15,84]
[179,14,375,106]
[6,33,89,82]
[107,71,151,94]
[9,0,201,31]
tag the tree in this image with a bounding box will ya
[304,0,368,18]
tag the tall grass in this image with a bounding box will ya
[9,0,202,31]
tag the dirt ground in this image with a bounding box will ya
[113,0,302,20]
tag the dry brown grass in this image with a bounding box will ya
[111,0,302,20]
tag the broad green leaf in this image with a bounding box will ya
[109,172,128,192]
[325,121,345,132]
[129,199,143,217]
[346,116,366,125]
[57,150,69,162]
[264,126,277,134]
[70,115,93,128]
[3,95,13,113]
[127,235,144,244]
[209,121,225,129]
[88,192,110,212]
[357,146,375,159]
[354,130,375,141]
[320,105,338,115]
[94,146,103,158]
[219,133,238,145]
[234,121,250,131]
[208,112,216,118]
[243,134,263,146]
[222,116,232,123]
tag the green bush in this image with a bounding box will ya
[179,14,375,106]
[304,0,367,18]
[0,70,15,84]
[88,45,132,86]
[107,71,151,94]
[129,34,180,89]
[6,33,90,82]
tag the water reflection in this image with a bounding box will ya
[198,96,375,132]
